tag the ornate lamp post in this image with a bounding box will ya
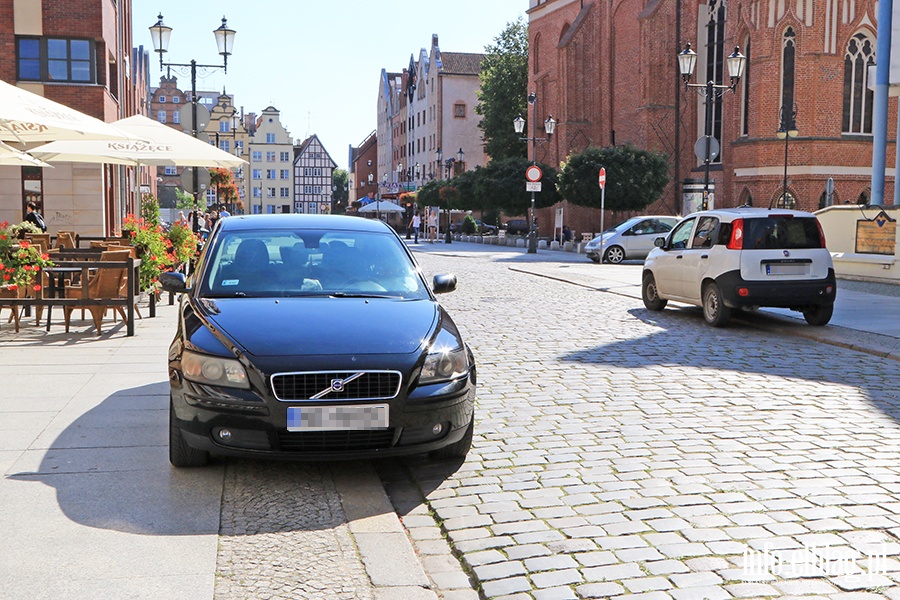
[677,43,745,210]
[776,104,799,208]
[514,93,556,253]
[150,14,236,231]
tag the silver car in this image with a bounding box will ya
[585,216,679,263]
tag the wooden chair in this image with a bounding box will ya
[63,249,132,335]
[104,245,142,319]
[24,233,51,252]
[0,286,25,333]
[55,231,76,249]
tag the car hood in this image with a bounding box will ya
[194,297,438,357]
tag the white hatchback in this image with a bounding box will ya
[642,207,836,326]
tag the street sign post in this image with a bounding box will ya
[526,181,542,192]
[525,165,543,182]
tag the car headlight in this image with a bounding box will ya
[419,329,469,385]
[181,350,250,389]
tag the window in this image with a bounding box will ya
[454,102,466,118]
[159,96,167,103]
[252,187,261,198]
[157,111,166,123]
[17,37,95,83]
[252,151,262,162]
[280,169,290,179]
[704,2,726,161]
[173,111,180,124]
[304,185,313,194]
[219,120,231,133]
[280,187,290,198]
[164,166,177,175]
[742,37,751,136]
[267,187,276,198]
[172,96,180,104]
[533,33,541,73]
[266,133,276,143]
[235,141,244,153]
[843,32,875,134]
[280,151,290,162]
[781,28,796,116]
[266,152,276,162]
[266,169,276,179]
[220,140,230,153]
[252,169,262,180]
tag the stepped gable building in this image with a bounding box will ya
[527,0,895,238]
[293,134,337,214]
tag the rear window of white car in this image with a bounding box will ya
[741,217,824,250]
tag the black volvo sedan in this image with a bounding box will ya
[160,214,476,467]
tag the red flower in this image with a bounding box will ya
[33,284,42,291]
[8,283,17,290]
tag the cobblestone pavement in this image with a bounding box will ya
[384,249,900,600]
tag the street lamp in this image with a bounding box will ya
[513,92,556,253]
[678,42,745,210]
[776,104,799,208]
[435,148,442,180]
[150,14,236,231]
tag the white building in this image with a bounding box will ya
[247,106,293,214]
[293,134,337,214]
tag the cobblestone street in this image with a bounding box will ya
[386,249,900,600]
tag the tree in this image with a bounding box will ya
[557,145,669,212]
[475,156,560,215]
[416,179,443,208]
[332,169,349,210]
[476,18,529,162]
[175,188,206,213]
[210,167,240,212]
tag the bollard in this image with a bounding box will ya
[538,240,548,249]
[550,240,561,250]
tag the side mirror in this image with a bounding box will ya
[432,273,457,294]
[160,271,188,293]
[654,236,666,248]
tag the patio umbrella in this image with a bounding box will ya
[0,141,51,167]
[0,79,131,142]
[29,115,246,168]
[357,200,406,213]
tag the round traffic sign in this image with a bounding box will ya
[525,165,543,182]
[598,167,606,189]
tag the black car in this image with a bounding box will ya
[160,214,476,467]
[505,219,530,235]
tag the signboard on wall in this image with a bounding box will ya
[856,210,897,255]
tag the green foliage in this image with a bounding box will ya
[140,194,161,227]
[332,169,349,206]
[416,179,443,207]
[476,18,529,161]
[460,215,478,234]
[8,221,41,238]
[0,221,54,291]
[439,186,461,209]
[558,145,669,212]
[475,156,560,215]
[450,169,481,210]
[175,187,206,212]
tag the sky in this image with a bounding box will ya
[134,0,527,170]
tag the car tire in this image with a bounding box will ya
[642,272,668,311]
[604,245,625,264]
[169,404,210,468]
[702,282,731,327]
[430,418,474,460]
[803,303,833,326]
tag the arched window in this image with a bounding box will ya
[741,36,751,136]
[533,33,541,74]
[843,32,875,134]
[705,1,726,159]
[782,28,796,113]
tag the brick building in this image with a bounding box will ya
[0,0,144,236]
[527,0,896,239]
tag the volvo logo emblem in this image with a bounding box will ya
[783,250,790,257]
[330,379,345,392]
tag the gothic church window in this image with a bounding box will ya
[842,32,875,134]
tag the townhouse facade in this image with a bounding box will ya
[293,134,337,214]
[0,0,144,236]
[527,0,896,238]
[349,131,378,206]
[247,106,293,214]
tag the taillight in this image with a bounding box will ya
[816,219,827,248]
[727,219,744,250]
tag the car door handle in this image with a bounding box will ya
[676,255,683,260]
[701,254,708,259]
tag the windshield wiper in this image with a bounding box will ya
[329,292,393,299]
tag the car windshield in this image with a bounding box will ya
[743,217,824,250]
[199,228,430,299]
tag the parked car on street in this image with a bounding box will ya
[584,216,679,263]
[160,214,476,467]
[475,220,498,235]
[504,219,530,235]
[641,207,836,327]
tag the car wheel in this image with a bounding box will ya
[803,304,833,326]
[642,272,668,311]
[604,245,625,264]
[169,404,210,468]
[702,282,731,327]
[430,418,474,460]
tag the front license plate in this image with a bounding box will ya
[287,404,389,431]
[766,263,809,276]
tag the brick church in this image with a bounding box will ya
[527,0,895,238]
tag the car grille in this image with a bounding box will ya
[275,429,395,452]
[271,370,402,401]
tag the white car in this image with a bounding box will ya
[585,216,679,263]
[641,207,836,327]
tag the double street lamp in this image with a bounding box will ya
[514,92,556,253]
[677,42,746,210]
[150,14,236,231]
[776,104,799,208]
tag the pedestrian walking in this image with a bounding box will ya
[427,209,438,243]
[410,211,421,244]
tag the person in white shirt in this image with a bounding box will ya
[409,211,421,244]
[427,209,438,243]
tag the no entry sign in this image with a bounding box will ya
[525,165,543,182]
[598,167,607,189]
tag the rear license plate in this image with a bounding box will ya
[287,404,389,431]
[766,263,809,276]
